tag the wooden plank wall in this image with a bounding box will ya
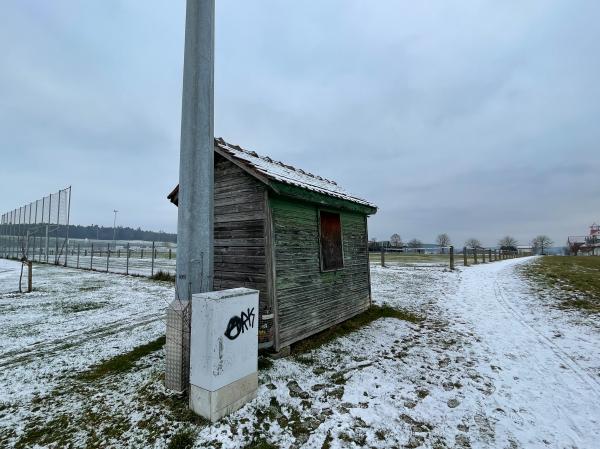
[213,155,269,311]
[270,196,371,349]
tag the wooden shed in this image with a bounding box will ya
[168,138,377,351]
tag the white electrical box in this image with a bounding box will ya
[189,288,259,421]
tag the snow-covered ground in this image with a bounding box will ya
[1,256,599,448]
[0,258,170,441]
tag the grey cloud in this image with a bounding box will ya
[1,0,599,246]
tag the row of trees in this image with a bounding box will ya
[54,224,177,243]
[385,233,555,254]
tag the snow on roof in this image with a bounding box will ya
[214,138,376,209]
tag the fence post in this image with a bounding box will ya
[473,248,478,264]
[169,248,172,260]
[126,242,130,275]
[151,241,155,276]
[482,249,486,263]
[45,225,49,263]
[141,248,144,259]
[90,243,94,270]
[106,244,110,272]
[77,244,80,269]
[27,261,32,293]
[449,246,455,270]
[118,249,120,258]
[463,247,468,266]
[380,247,385,267]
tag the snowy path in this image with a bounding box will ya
[440,258,600,448]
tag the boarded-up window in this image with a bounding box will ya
[319,211,344,271]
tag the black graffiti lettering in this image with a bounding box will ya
[224,307,256,341]
[224,316,242,340]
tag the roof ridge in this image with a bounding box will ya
[216,137,338,186]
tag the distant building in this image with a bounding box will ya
[567,223,600,255]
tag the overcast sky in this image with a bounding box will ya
[1,1,599,247]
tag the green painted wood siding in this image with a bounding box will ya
[270,196,370,348]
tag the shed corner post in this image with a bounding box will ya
[364,215,372,307]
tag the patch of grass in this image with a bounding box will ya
[77,336,165,381]
[243,438,278,449]
[59,301,106,313]
[258,356,273,371]
[167,427,197,449]
[14,414,71,449]
[79,285,102,292]
[293,354,318,366]
[321,431,333,449]
[151,270,176,282]
[521,256,600,312]
[291,305,422,354]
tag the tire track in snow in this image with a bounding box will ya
[491,267,600,398]
[0,312,164,368]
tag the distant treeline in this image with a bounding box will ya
[0,223,177,243]
[66,225,177,243]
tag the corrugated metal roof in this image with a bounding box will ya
[169,138,376,210]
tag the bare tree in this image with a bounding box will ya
[408,238,422,249]
[436,233,451,253]
[498,236,518,249]
[465,238,482,249]
[390,233,403,247]
[531,235,554,255]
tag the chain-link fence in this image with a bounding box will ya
[60,239,176,277]
[0,187,71,264]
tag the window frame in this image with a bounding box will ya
[317,208,345,272]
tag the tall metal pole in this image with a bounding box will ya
[176,0,215,300]
[112,209,118,250]
[166,0,215,394]
[55,190,61,264]
[64,187,71,267]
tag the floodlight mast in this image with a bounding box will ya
[176,0,215,300]
[112,209,118,249]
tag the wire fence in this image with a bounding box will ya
[370,246,531,269]
[0,187,72,265]
[0,237,177,278]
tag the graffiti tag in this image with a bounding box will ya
[224,307,256,340]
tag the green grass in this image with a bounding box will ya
[521,256,600,312]
[150,270,176,282]
[58,301,107,313]
[291,304,422,354]
[77,336,166,381]
[167,428,197,449]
